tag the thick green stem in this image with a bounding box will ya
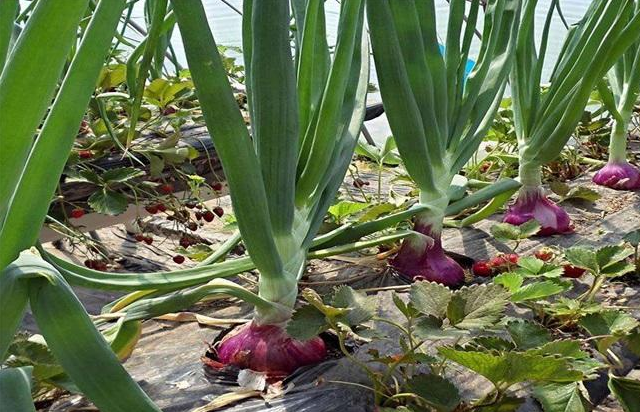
[256,254,304,323]
[608,117,630,164]
[583,275,606,303]
[518,161,542,189]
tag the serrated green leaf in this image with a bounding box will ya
[493,272,524,293]
[579,310,639,337]
[414,316,469,341]
[608,375,640,412]
[88,189,128,215]
[328,201,370,223]
[357,202,397,223]
[467,336,516,352]
[510,280,569,302]
[65,169,102,184]
[175,244,214,262]
[601,261,635,278]
[6,334,63,381]
[533,382,589,412]
[476,396,524,412]
[101,167,145,183]
[562,186,601,203]
[564,247,598,273]
[549,181,571,197]
[392,292,418,319]
[519,220,542,238]
[447,284,509,330]
[331,285,376,325]
[406,374,460,412]
[410,281,452,319]
[623,230,640,247]
[506,320,551,350]
[529,340,589,359]
[596,245,634,270]
[517,257,545,274]
[490,222,521,241]
[286,304,328,341]
[438,348,583,387]
[624,332,640,356]
[147,154,165,178]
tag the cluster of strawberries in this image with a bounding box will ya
[471,253,520,277]
[472,247,586,278]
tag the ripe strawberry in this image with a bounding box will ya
[489,256,506,267]
[213,206,224,217]
[144,236,153,245]
[562,265,586,278]
[159,183,174,194]
[70,208,85,219]
[156,203,167,213]
[185,201,197,209]
[145,204,159,214]
[353,178,369,188]
[212,182,223,191]
[505,253,519,264]
[180,236,192,248]
[94,261,108,271]
[472,261,492,277]
[78,150,93,159]
[195,211,203,221]
[134,234,145,242]
[479,161,491,173]
[172,255,185,264]
[203,210,215,222]
[187,222,198,231]
[163,106,178,115]
[84,259,94,269]
[534,248,554,262]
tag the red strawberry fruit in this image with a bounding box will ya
[173,255,185,264]
[472,261,493,277]
[159,184,174,194]
[213,206,224,217]
[70,208,85,219]
[562,265,586,278]
[78,150,93,159]
[203,210,215,222]
[534,248,554,262]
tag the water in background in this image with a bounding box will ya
[127,0,590,142]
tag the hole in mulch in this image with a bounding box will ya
[201,327,352,385]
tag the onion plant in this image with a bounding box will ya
[171,0,369,376]
[0,1,159,410]
[367,0,520,285]
[593,1,640,190]
[505,0,640,234]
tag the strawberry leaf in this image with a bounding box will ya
[410,281,452,319]
[438,349,583,387]
[608,375,640,412]
[406,374,460,412]
[533,382,589,412]
[506,320,551,350]
[446,284,509,330]
[286,305,328,341]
